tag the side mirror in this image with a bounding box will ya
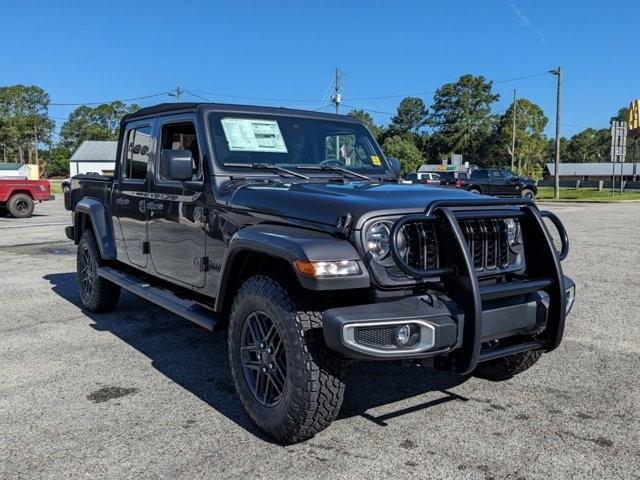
[387,157,401,178]
[160,149,193,181]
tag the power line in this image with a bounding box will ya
[343,71,550,101]
[49,91,169,106]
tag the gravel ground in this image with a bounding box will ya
[0,199,638,479]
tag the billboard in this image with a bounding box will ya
[629,99,640,137]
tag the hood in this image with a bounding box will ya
[227,180,481,228]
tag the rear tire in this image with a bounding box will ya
[228,275,346,444]
[521,188,535,200]
[7,193,34,218]
[473,349,542,381]
[77,229,121,313]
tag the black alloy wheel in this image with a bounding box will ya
[240,311,287,407]
[79,243,96,299]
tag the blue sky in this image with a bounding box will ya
[3,0,638,138]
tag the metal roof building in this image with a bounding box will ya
[69,141,118,176]
[544,162,639,179]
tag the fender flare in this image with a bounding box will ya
[214,224,369,311]
[73,198,117,260]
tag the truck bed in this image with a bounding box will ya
[65,175,113,211]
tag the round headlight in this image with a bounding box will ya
[505,219,519,245]
[366,222,391,261]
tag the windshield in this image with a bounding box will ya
[208,112,390,175]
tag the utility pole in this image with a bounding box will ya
[511,89,517,173]
[550,67,562,200]
[34,127,38,165]
[332,68,341,115]
[169,86,184,102]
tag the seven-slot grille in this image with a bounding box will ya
[401,222,439,270]
[396,217,512,274]
[460,219,509,271]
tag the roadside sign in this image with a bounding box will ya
[610,121,627,163]
[629,99,640,138]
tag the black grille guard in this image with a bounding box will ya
[388,198,569,374]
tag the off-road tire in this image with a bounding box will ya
[77,229,121,313]
[473,349,543,381]
[521,188,535,200]
[228,275,346,444]
[7,193,34,218]
[469,188,481,195]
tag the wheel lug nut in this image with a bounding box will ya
[267,348,272,354]
[262,367,267,373]
[269,363,274,369]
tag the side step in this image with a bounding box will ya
[97,266,218,331]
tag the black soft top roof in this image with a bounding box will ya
[122,102,360,124]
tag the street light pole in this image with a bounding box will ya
[550,67,562,200]
[511,89,517,173]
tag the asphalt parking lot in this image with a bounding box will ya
[1,198,638,479]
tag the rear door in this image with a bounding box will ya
[147,114,207,288]
[113,121,153,268]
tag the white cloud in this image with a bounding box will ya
[507,0,547,44]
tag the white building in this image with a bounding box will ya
[69,141,118,176]
[0,163,37,179]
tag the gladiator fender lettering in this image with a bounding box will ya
[73,198,117,260]
[214,225,369,311]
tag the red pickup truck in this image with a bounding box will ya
[0,178,54,218]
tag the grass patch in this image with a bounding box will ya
[48,179,64,195]
[537,186,640,202]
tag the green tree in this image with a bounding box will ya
[427,74,499,163]
[610,106,630,124]
[0,85,54,163]
[60,101,139,151]
[565,128,610,162]
[494,98,548,172]
[43,145,71,177]
[347,109,382,140]
[389,97,428,136]
[381,135,423,175]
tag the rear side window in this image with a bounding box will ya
[123,126,152,180]
[471,170,488,179]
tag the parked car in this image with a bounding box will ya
[65,102,574,443]
[0,178,54,218]
[438,171,459,186]
[405,171,441,185]
[455,169,537,199]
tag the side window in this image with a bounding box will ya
[123,126,152,180]
[471,170,488,179]
[160,121,201,181]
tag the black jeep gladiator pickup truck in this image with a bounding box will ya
[456,169,538,199]
[65,103,575,443]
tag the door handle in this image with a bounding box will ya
[115,198,130,206]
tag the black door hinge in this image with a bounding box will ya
[142,241,150,254]
[195,256,211,272]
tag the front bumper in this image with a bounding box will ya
[323,275,575,365]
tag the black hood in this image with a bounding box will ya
[227,180,481,229]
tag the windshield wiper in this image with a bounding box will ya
[295,164,371,181]
[223,162,309,180]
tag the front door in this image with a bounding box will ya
[113,121,153,268]
[147,115,207,288]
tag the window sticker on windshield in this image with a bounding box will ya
[220,118,288,153]
[370,155,381,166]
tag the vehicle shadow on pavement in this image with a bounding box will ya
[45,272,469,442]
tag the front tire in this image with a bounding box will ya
[77,229,121,313]
[228,275,346,443]
[473,349,542,381]
[521,188,535,200]
[7,193,34,218]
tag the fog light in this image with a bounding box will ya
[396,325,411,345]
